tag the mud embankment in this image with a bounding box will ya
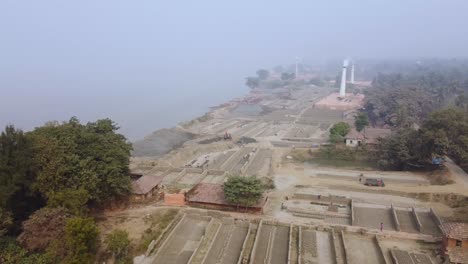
[132,128,196,157]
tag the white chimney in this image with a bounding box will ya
[350,63,355,84]
[339,60,348,97]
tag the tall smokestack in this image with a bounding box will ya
[339,60,348,97]
[350,63,355,84]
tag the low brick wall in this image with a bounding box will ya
[292,193,350,206]
[391,204,401,232]
[375,235,390,264]
[186,167,204,174]
[429,208,443,229]
[341,231,349,264]
[249,220,263,264]
[164,192,186,206]
[298,226,303,264]
[412,207,422,232]
[237,223,252,264]
[207,169,225,175]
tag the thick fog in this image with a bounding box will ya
[1,1,467,140]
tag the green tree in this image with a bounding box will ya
[354,112,369,132]
[47,188,88,216]
[245,77,259,89]
[0,237,48,264]
[106,229,130,262]
[224,176,263,209]
[0,125,43,235]
[0,208,12,236]
[376,108,468,172]
[30,118,132,206]
[329,122,350,143]
[376,129,419,170]
[256,69,269,80]
[64,217,99,264]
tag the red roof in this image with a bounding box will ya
[441,222,468,240]
[187,183,265,208]
[132,175,164,195]
[188,183,227,204]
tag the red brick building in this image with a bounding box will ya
[440,222,468,263]
[186,183,267,213]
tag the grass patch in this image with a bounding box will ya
[288,149,314,163]
[136,209,179,254]
[287,147,377,170]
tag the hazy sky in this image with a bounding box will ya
[1,1,467,140]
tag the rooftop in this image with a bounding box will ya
[441,222,468,240]
[187,183,265,208]
[132,175,164,195]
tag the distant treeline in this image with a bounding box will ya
[360,59,468,171]
[364,60,468,127]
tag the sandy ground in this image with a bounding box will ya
[119,84,466,263]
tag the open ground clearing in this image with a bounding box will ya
[125,84,467,264]
[127,209,441,264]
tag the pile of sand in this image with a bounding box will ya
[132,128,196,157]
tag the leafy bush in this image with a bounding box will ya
[30,118,132,206]
[64,217,99,264]
[224,176,264,208]
[329,122,350,143]
[354,112,369,132]
[0,237,47,264]
[106,229,130,262]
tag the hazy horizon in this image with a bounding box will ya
[2,1,468,140]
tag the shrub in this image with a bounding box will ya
[64,217,99,264]
[106,229,130,262]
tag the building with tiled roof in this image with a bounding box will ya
[186,183,266,213]
[441,222,468,263]
[345,127,391,147]
[131,175,164,200]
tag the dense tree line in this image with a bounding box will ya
[361,60,468,173]
[376,108,468,172]
[364,62,468,128]
[0,118,132,263]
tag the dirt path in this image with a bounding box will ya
[445,157,468,187]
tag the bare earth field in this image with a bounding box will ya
[119,84,468,263]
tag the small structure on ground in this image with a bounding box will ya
[186,183,266,213]
[345,128,391,147]
[164,192,186,206]
[314,92,364,110]
[440,222,468,263]
[131,175,164,201]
